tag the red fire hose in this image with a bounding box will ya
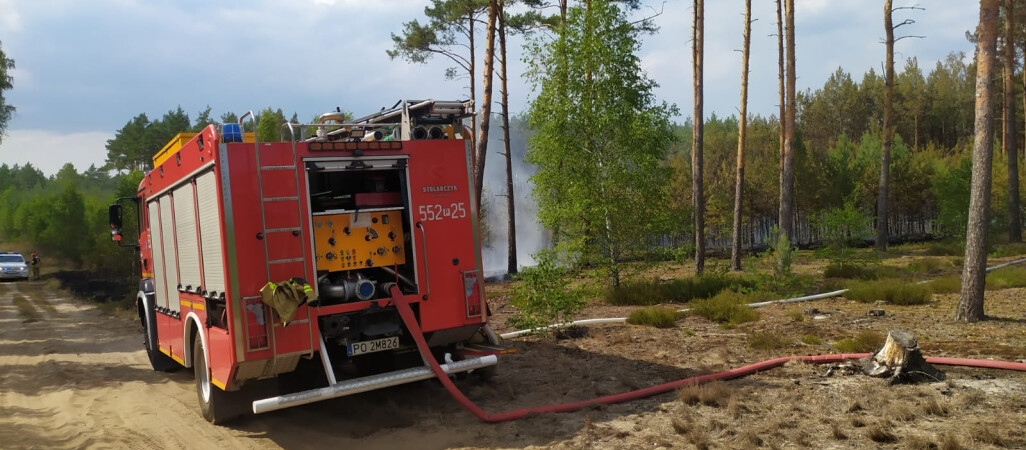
[389,287,1026,423]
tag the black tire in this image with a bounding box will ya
[194,337,240,424]
[141,295,179,372]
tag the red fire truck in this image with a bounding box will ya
[109,100,500,423]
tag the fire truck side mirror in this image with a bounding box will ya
[108,204,123,236]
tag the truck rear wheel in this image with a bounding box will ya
[141,296,178,372]
[194,337,240,424]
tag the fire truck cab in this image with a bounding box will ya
[110,100,499,423]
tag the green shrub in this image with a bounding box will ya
[833,330,885,353]
[789,309,807,322]
[823,262,881,280]
[843,279,932,305]
[990,242,1026,258]
[986,267,1026,290]
[926,240,963,256]
[769,226,795,277]
[604,274,754,306]
[801,334,822,345]
[904,258,947,274]
[688,290,760,326]
[747,331,786,350]
[627,306,681,328]
[925,275,961,294]
[507,251,586,332]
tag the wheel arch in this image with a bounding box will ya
[183,312,206,369]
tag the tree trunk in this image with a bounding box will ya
[474,0,498,213]
[469,11,477,156]
[779,0,796,246]
[1005,0,1021,242]
[498,3,517,276]
[776,0,785,231]
[877,0,895,251]
[693,0,706,275]
[956,0,1000,323]
[731,0,752,272]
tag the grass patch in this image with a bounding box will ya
[985,266,1026,290]
[788,309,806,322]
[843,279,932,305]
[688,290,759,327]
[926,275,961,294]
[833,330,885,353]
[823,262,881,280]
[904,257,948,274]
[989,242,1026,257]
[747,331,786,350]
[627,306,681,328]
[605,274,754,306]
[926,240,963,256]
[800,334,822,345]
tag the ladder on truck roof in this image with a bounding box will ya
[241,111,315,363]
[280,99,474,143]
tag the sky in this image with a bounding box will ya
[0,0,979,176]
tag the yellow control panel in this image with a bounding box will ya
[313,210,406,272]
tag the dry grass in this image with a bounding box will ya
[747,331,787,350]
[678,381,734,408]
[867,421,897,443]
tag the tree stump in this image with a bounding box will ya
[862,330,944,383]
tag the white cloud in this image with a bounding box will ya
[0,129,111,175]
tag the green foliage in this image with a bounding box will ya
[843,279,932,305]
[604,274,754,306]
[823,262,881,280]
[904,258,948,275]
[833,331,885,353]
[926,239,964,256]
[626,306,680,328]
[524,0,676,286]
[747,331,787,350]
[801,334,822,345]
[255,107,295,142]
[989,242,1026,258]
[813,194,871,264]
[104,106,216,172]
[985,267,1026,290]
[0,41,15,141]
[688,291,760,327]
[768,226,794,277]
[925,275,961,294]
[507,251,586,332]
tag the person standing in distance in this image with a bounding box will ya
[30,252,40,280]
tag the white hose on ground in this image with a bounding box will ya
[497,256,1026,340]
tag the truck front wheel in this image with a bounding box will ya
[194,337,239,424]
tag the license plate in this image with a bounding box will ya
[347,336,400,356]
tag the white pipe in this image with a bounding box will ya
[499,318,627,339]
[498,256,1026,340]
[984,257,1026,272]
[252,355,497,414]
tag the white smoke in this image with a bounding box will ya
[479,116,547,277]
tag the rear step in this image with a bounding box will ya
[252,354,497,414]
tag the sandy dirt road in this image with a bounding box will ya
[0,281,681,450]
